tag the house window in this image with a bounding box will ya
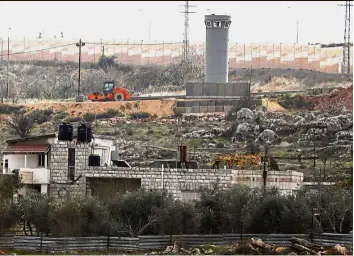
[68,148,75,181]
[38,154,45,167]
[205,21,212,28]
[275,178,278,182]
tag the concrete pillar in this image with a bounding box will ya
[24,155,27,168]
[45,154,48,168]
[41,184,48,194]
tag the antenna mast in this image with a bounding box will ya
[180,1,196,63]
[338,1,353,77]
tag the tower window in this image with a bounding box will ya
[213,21,221,28]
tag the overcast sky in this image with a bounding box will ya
[0,1,351,44]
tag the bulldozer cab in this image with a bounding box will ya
[103,81,115,94]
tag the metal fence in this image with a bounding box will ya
[0,233,351,252]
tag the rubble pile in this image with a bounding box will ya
[308,86,353,112]
[146,237,352,255]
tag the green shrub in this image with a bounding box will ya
[0,104,24,114]
[126,128,134,136]
[65,116,82,123]
[54,111,69,120]
[27,109,54,124]
[125,102,132,110]
[130,111,150,119]
[134,101,140,108]
[0,182,351,236]
[83,109,121,122]
[278,95,315,110]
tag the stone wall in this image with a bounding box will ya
[50,142,90,202]
[232,170,303,196]
[85,167,232,200]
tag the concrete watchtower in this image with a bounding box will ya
[204,14,231,83]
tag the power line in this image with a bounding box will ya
[338,1,353,77]
[180,1,196,62]
[84,41,183,46]
[0,43,75,58]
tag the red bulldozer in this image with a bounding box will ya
[87,81,131,101]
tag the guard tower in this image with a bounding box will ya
[204,14,231,83]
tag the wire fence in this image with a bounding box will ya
[0,233,351,252]
[0,39,352,74]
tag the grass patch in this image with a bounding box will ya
[188,138,204,148]
[65,116,82,123]
[275,151,287,158]
[83,108,122,122]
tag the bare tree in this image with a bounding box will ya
[6,111,34,138]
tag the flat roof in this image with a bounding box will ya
[6,134,56,144]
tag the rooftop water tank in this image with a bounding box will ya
[88,154,100,167]
[77,122,92,143]
[58,123,74,141]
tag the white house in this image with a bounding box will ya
[2,133,117,196]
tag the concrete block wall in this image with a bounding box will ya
[186,82,250,97]
[175,99,262,114]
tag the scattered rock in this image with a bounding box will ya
[237,108,254,122]
[324,244,349,255]
[256,129,280,145]
[192,248,201,255]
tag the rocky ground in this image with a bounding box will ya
[0,85,352,181]
[147,237,352,255]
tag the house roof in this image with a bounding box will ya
[2,144,50,154]
[5,133,56,144]
[5,132,115,145]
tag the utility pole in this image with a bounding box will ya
[338,1,352,77]
[75,39,85,96]
[296,20,299,44]
[6,28,11,99]
[180,1,196,63]
[102,46,105,57]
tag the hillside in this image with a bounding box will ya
[0,60,351,102]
